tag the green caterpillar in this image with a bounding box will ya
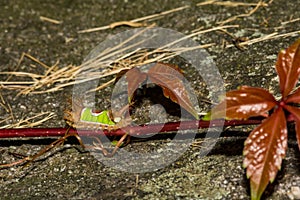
[80,108,116,125]
[64,98,128,130]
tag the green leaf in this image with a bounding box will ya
[243,107,288,200]
[111,140,125,147]
[202,111,212,121]
[148,63,199,119]
[210,86,276,120]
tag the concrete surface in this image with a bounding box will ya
[0,0,300,199]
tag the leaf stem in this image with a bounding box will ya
[0,118,263,138]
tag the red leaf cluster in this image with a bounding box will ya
[210,39,300,200]
[125,63,199,119]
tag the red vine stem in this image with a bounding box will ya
[0,118,263,138]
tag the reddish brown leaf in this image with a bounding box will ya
[210,86,276,120]
[243,107,288,200]
[285,86,300,103]
[115,68,130,83]
[275,39,300,98]
[147,63,199,119]
[282,105,300,151]
[125,67,147,101]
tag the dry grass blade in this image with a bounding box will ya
[87,78,116,93]
[22,53,51,69]
[18,64,79,95]
[4,53,45,82]
[217,1,267,25]
[0,93,15,123]
[0,102,9,113]
[281,18,300,25]
[197,0,268,7]
[78,5,189,33]
[225,30,300,49]
[3,25,297,95]
[0,112,55,129]
[1,25,232,94]
[40,16,62,24]
[0,72,43,79]
[0,92,9,113]
[0,81,36,85]
[0,116,12,125]
[110,21,146,29]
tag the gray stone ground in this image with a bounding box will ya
[0,0,300,199]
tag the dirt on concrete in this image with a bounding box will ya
[0,0,300,199]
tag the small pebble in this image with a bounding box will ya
[291,186,300,199]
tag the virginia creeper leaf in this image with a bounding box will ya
[148,63,199,119]
[243,107,288,200]
[275,39,300,98]
[210,86,276,120]
[125,67,147,102]
[282,105,300,151]
[285,86,300,103]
